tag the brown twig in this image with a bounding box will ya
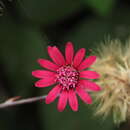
[0,95,47,109]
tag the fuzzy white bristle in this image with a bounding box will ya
[92,39,130,124]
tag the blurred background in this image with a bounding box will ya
[0,0,130,130]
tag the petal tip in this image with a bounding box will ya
[87,100,92,104]
[37,58,42,64]
[35,80,45,87]
[66,42,74,49]
[80,48,86,52]
[96,86,101,91]
[86,97,92,104]
[92,55,97,60]
[32,71,36,77]
[45,98,50,104]
[96,73,100,79]
[58,108,64,112]
[34,82,40,87]
[32,71,34,75]
[66,41,73,45]
[47,46,52,51]
[72,107,78,112]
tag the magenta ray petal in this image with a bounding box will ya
[80,70,100,79]
[45,85,61,104]
[68,89,78,111]
[76,87,92,104]
[73,48,86,68]
[78,56,96,70]
[57,90,68,112]
[79,80,101,91]
[38,59,59,71]
[48,46,65,66]
[35,77,56,87]
[65,42,74,64]
[32,70,56,78]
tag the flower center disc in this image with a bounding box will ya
[56,66,79,90]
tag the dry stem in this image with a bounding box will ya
[0,95,47,109]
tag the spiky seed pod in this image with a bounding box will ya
[92,39,130,125]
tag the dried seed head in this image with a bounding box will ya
[92,38,130,125]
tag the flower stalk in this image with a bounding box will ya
[0,95,46,109]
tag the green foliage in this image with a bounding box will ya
[0,14,46,95]
[16,0,81,26]
[39,101,115,130]
[83,0,116,16]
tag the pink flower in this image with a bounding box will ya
[32,42,101,112]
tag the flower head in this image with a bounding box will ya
[92,39,130,124]
[32,42,101,112]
